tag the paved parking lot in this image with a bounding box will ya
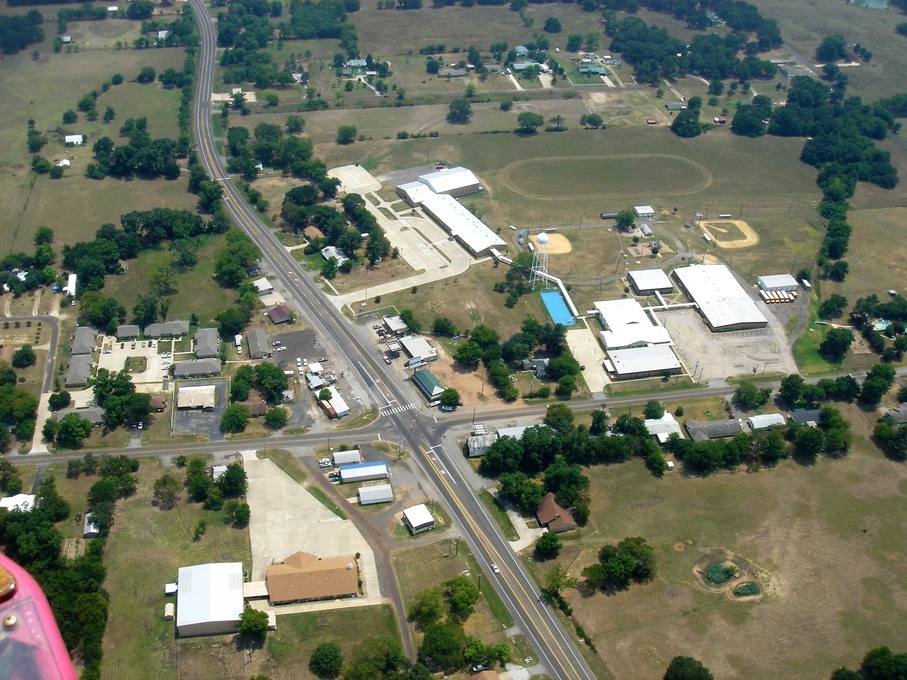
[97,336,169,385]
[172,380,228,441]
[566,326,608,394]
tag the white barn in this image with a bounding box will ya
[674,264,767,332]
[340,462,389,483]
[176,562,244,637]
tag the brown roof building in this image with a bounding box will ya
[536,492,577,534]
[149,395,167,411]
[303,226,324,240]
[267,304,292,325]
[266,551,359,605]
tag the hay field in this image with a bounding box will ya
[552,404,907,679]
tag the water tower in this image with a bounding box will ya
[530,231,550,290]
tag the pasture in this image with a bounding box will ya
[548,402,907,679]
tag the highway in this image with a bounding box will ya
[184,2,597,677]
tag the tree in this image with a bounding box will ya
[136,66,156,83]
[543,17,561,33]
[581,113,604,128]
[432,316,457,337]
[264,407,288,429]
[819,294,848,319]
[544,403,574,432]
[445,575,479,618]
[309,642,343,679]
[454,342,483,369]
[671,109,703,138]
[534,531,561,559]
[220,404,250,433]
[664,656,714,680]
[543,563,577,596]
[153,473,180,509]
[820,327,853,363]
[778,374,805,407]
[566,34,582,51]
[231,502,251,526]
[733,380,771,410]
[11,345,36,369]
[516,112,544,134]
[643,400,664,419]
[615,209,635,231]
[409,588,445,629]
[418,378,455,407]
[237,606,268,642]
[254,362,289,404]
[55,413,92,449]
[447,98,472,124]
[217,462,248,497]
[418,621,467,672]
[336,125,357,145]
[103,106,116,124]
[816,34,847,63]
[859,364,897,407]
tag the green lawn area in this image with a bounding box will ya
[548,403,907,679]
[478,489,520,542]
[103,233,236,325]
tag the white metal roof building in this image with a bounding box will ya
[673,265,767,332]
[382,315,409,335]
[402,504,435,534]
[396,181,435,207]
[0,494,35,512]
[332,449,362,466]
[324,385,349,418]
[497,425,534,440]
[757,274,799,292]
[419,193,506,257]
[176,562,244,637]
[644,413,684,443]
[339,461,389,483]
[64,134,84,145]
[628,268,674,294]
[417,167,481,197]
[253,277,273,293]
[747,413,786,430]
[399,335,437,362]
[634,205,655,218]
[358,483,393,505]
[177,385,217,409]
[594,299,672,349]
[605,345,682,380]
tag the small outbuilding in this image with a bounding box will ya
[402,504,435,534]
[83,512,101,538]
[757,274,799,292]
[332,449,362,466]
[64,134,84,145]
[164,603,175,621]
[358,483,393,506]
[628,268,674,295]
[634,205,656,218]
[267,304,292,324]
[747,413,786,430]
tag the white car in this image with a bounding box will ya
[303,358,308,366]
[296,358,302,367]
[276,346,287,352]
[491,564,500,574]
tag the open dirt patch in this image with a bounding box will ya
[700,219,759,249]
[529,233,572,254]
[61,538,86,559]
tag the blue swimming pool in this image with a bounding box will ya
[540,290,575,326]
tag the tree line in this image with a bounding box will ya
[0,9,43,54]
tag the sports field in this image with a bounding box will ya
[550,403,907,679]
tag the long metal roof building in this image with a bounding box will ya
[673,264,767,332]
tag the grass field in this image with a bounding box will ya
[548,403,907,679]
[103,233,236,326]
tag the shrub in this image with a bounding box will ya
[733,582,760,597]
[706,563,734,586]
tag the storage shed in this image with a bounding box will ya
[358,483,393,506]
[332,449,362,466]
[339,461,389,483]
[402,504,435,534]
[757,274,799,292]
[634,205,656,218]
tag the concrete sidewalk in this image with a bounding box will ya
[241,450,381,604]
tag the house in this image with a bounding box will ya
[747,413,786,430]
[210,465,228,480]
[339,461,389,483]
[194,328,220,359]
[172,359,221,378]
[0,494,36,513]
[789,409,822,427]
[512,61,537,72]
[83,512,101,538]
[253,277,273,294]
[640,224,653,237]
[63,273,77,297]
[411,369,445,402]
[438,68,468,78]
[303,226,324,240]
[242,397,267,417]
[665,102,687,111]
[150,395,167,411]
[145,320,190,339]
[267,304,292,324]
[175,563,244,637]
[64,135,83,145]
[346,58,368,68]
[536,492,576,533]
[117,324,139,340]
[521,357,549,378]
[320,246,349,266]
[644,413,683,444]
[177,385,216,409]
[514,45,530,57]
[246,328,269,360]
[402,504,435,534]
[267,551,358,604]
[66,355,93,387]
[72,327,97,355]
[467,432,498,457]
[358,483,393,506]
[58,406,104,425]
[157,30,170,40]
[882,403,907,424]
[685,419,745,442]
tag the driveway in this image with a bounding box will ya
[241,450,381,603]
[566,326,608,395]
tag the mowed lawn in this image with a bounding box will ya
[43,458,251,680]
[548,403,907,679]
[103,233,236,326]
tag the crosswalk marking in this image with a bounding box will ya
[381,403,415,415]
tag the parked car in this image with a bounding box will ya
[440,405,455,412]
[295,357,302,367]
[276,346,287,352]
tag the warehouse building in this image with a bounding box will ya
[266,551,358,605]
[402,504,435,534]
[416,166,481,198]
[419,193,506,257]
[333,449,362,466]
[340,461,389,483]
[594,299,672,350]
[673,264,767,332]
[628,268,674,295]
[757,274,799,292]
[358,483,393,506]
[175,562,244,637]
[605,345,682,380]
[194,328,220,359]
[395,181,435,206]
